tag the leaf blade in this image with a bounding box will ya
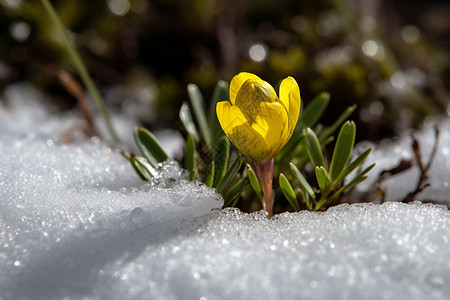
[247,164,263,200]
[179,103,200,142]
[223,177,249,207]
[216,156,242,193]
[290,162,315,199]
[329,121,356,182]
[337,147,372,183]
[279,173,300,211]
[129,153,153,181]
[188,83,212,146]
[213,137,230,187]
[134,127,169,167]
[315,166,330,192]
[305,128,325,168]
[204,161,215,187]
[184,134,196,180]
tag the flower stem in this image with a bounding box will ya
[253,159,274,218]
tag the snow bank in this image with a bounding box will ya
[1,84,449,299]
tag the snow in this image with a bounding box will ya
[1,83,450,299]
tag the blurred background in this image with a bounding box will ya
[0,0,449,143]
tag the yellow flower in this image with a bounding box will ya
[216,72,301,163]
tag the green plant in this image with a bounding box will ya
[279,121,374,211]
[125,81,250,207]
[126,78,374,215]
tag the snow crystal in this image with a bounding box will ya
[1,84,449,299]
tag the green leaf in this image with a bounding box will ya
[328,163,375,202]
[346,163,375,187]
[223,177,249,207]
[290,162,315,199]
[336,147,372,183]
[319,105,356,143]
[216,156,242,193]
[329,121,356,182]
[247,164,263,200]
[204,161,215,187]
[315,166,330,191]
[213,137,230,187]
[279,173,300,211]
[208,80,229,137]
[301,92,330,129]
[187,83,212,146]
[129,153,153,181]
[305,128,325,168]
[179,103,200,142]
[134,127,169,167]
[184,134,196,180]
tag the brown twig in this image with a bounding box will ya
[374,159,413,203]
[402,124,440,203]
[57,70,99,141]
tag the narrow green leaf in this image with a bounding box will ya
[187,83,212,146]
[329,121,356,182]
[328,163,376,202]
[133,128,158,167]
[213,137,230,187]
[184,134,196,180]
[179,103,200,142]
[216,157,242,193]
[345,163,375,188]
[305,128,325,168]
[315,166,330,191]
[247,164,263,200]
[129,153,153,181]
[290,162,315,199]
[279,173,300,211]
[134,156,158,177]
[134,127,169,164]
[336,147,372,183]
[301,92,330,129]
[319,104,356,143]
[204,161,215,187]
[223,177,249,207]
[208,80,229,136]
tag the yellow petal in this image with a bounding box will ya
[229,72,261,105]
[252,102,289,158]
[216,101,270,162]
[234,78,278,123]
[279,76,301,144]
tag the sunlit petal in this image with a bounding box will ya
[229,72,261,105]
[217,101,269,162]
[252,102,289,158]
[279,76,301,144]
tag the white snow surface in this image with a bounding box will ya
[1,84,450,300]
